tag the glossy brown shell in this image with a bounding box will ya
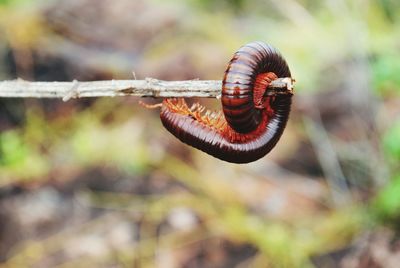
[160,41,292,163]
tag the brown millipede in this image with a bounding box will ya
[159,41,293,163]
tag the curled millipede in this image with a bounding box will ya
[159,41,293,163]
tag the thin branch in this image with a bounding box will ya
[0,77,294,101]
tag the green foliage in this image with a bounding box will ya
[383,119,400,165]
[379,0,400,22]
[188,0,245,13]
[0,130,49,183]
[0,0,31,7]
[374,120,400,226]
[0,0,12,5]
[372,175,400,226]
[371,52,400,96]
[0,130,28,166]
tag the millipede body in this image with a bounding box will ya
[160,41,293,163]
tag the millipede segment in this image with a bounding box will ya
[159,41,293,163]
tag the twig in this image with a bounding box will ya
[0,77,294,101]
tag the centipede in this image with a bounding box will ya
[159,41,293,163]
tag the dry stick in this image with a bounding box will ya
[0,77,294,101]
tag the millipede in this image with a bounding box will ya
[158,41,293,163]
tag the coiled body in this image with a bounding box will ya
[160,41,292,163]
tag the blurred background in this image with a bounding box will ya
[0,0,399,267]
